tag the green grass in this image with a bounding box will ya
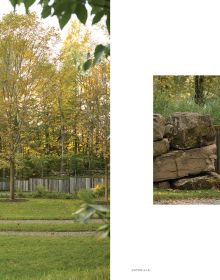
[0,191,109,201]
[0,223,100,232]
[154,188,220,201]
[153,95,220,125]
[0,198,82,220]
[0,236,110,280]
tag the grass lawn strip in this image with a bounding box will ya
[0,198,109,220]
[154,189,220,201]
[0,198,81,220]
[0,236,110,280]
[0,231,97,236]
[0,219,103,224]
[0,223,100,232]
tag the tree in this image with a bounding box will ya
[194,75,205,105]
[0,12,59,199]
[82,62,110,201]
[57,20,110,183]
[9,0,110,70]
[0,10,110,202]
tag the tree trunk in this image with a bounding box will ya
[104,157,108,203]
[57,89,65,176]
[73,126,78,154]
[194,75,204,105]
[9,159,15,200]
[60,125,65,175]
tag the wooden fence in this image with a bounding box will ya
[0,177,105,192]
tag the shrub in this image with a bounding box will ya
[16,189,25,198]
[32,185,47,198]
[0,191,9,198]
[77,189,94,202]
[91,184,105,198]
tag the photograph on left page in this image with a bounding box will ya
[0,0,110,279]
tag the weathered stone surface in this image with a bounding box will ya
[172,174,220,190]
[167,112,216,149]
[154,181,170,189]
[164,124,174,138]
[153,114,165,141]
[153,138,170,157]
[153,144,216,182]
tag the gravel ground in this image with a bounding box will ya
[154,199,220,205]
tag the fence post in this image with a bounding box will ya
[86,178,90,190]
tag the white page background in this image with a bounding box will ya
[111,0,220,279]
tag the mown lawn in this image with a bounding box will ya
[0,223,100,232]
[0,223,101,232]
[154,188,220,201]
[0,199,82,220]
[0,236,110,280]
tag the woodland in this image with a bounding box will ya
[0,12,110,199]
[154,75,220,123]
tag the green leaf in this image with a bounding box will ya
[9,0,21,9]
[41,4,52,18]
[58,12,71,29]
[89,0,108,6]
[92,11,104,25]
[106,13,110,34]
[98,229,110,239]
[88,203,109,212]
[91,6,99,15]
[94,44,106,65]
[83,59,92,71]
[104,44,110,57]
[75,3,88,24]
[98,224,110,231]
[74,205,96,223]
[24,0,36,13]
[9,0,18,7]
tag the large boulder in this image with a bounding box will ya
[153,138,170,157]
[154,181,170,189]
[172,174,220,190]
[167,112,216,149]
[153,144,216,182]
[153,114,165,141]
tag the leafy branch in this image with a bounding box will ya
[73,202,110,238]
[9,0,110,70]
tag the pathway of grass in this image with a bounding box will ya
[0,231,97,236]
[0,223,100,232]
[0,236,110,280]
[0,197,110,279]
[0,219,102,224]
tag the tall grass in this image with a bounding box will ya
[154,95,220,125]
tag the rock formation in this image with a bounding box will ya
[153,112,218,189]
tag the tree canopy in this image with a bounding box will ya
[0,12,110,199]
[9,0,110,70]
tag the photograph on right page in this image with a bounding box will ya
[153,75,220,205]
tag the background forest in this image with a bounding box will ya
[0,12,110,181]
[154,75,220,124]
